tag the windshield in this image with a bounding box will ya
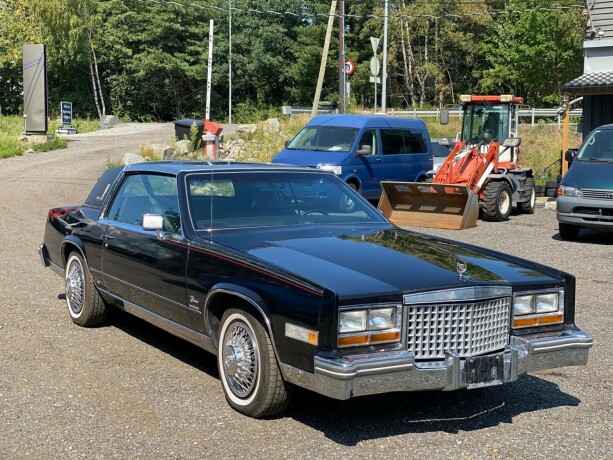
[186,171,386,230]
[577,129,613,161]
[287,126,359,152]
[461,104,511,144]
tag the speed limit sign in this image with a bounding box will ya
[344,59,355,76]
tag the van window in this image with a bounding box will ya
[356,130,377,155]
[381,129,427,155]
[288,126,359,152]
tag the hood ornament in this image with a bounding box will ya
[456,261,467,281]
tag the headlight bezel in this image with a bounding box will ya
[512,289,565,329]
[338,304,402,348]
[558,185,581,197]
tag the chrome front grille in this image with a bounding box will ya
[406,297,511,360]
[582,189,613,200]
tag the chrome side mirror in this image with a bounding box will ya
[142,214,164,231]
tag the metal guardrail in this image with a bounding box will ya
[284,106,583,127]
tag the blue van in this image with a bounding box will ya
[272,115,432,200]
[557,124,613,240]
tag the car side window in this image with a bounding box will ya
[356,130,377,155]
[106,174,181,233]
[380,129,427,155]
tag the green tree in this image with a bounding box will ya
[475,0,584,106]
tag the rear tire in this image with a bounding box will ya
[518,178,536,214]
[481,181,513,222]
[65,252,108,327]
[559,223,580,241]
[217,309,291,418]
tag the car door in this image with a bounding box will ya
[100,172,190,324]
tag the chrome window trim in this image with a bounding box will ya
[404,286,512,305]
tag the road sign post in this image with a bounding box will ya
[370,37,380,112]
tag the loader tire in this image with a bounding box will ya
[518,178,536,214]
[481,181,512,222]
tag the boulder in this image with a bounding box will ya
[163,148,177,160]
[99,115,120,129]
[236,124,257,136]
[122,153,145,165]
[264,118,281,134]
[175,139,192,156]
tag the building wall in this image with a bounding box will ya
[583,94,613,136]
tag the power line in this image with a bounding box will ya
[135,0,585,21]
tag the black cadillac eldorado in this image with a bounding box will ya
[39,162,592,418]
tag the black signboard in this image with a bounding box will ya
[61,101,72,127]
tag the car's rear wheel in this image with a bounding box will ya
[65,252,108,327]
[217,309,291,418]
[559,223,580,241]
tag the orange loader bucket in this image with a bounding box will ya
[377,181,479,230]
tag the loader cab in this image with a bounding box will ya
[458,95,522,165]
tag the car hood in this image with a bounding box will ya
[272,148,350,167]
[563,159,613,189]
[213,226,561,300]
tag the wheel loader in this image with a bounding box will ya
[378,95,536,229]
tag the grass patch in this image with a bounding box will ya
[33,136,68,152]
[0,115,25,158]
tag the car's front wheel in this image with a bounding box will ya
[217,309,291,418]
[64,252,108,327]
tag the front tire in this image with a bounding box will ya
[482,181,513,222]
[217,309,291,418]
[65,252,108,327]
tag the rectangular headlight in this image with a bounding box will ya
[368,308,395,330]
[513,295,534,315]
[339,310,366,333]
[535,293,558,313]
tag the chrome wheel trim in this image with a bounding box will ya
[65,258,84,316]
[530,186,536,209]
[499,190,511,215]
[222,320,258,399]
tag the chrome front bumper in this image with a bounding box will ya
[281,329,592,400]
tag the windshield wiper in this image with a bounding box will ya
[584,156,613,162]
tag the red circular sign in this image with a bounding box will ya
[344,59,355,76]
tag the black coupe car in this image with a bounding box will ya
[39,162,592,417]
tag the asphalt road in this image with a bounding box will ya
[0,124,611,459]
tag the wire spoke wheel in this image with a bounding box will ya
[222,321,258,398]
[66,258,85,316]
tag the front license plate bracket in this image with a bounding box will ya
[464,354,504,389]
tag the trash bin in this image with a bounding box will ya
[174,119,204,141]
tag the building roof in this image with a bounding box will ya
[586,0,613,40]
[561,71,613,94]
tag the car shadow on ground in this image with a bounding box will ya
[552,228,613,245]
[286,374,579,445]
[107,310,580,444]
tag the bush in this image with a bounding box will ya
[33,136,68,152]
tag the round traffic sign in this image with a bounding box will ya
[344,59,355,76]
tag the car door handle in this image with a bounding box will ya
[102,234,116,240]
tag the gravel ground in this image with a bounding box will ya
[0,125,611,459]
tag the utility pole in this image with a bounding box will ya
[338,0,345,113]
[381,0,389,113]
[228,0,232,123]
[312,1,337,119]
